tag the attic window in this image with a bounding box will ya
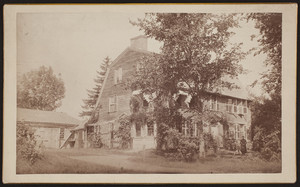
[114,67,122,84]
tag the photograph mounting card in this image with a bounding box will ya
[3,3,297,184]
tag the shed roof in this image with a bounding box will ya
[17,108,81,126]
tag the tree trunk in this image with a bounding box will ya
[199,133,206,158]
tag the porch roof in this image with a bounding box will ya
[225,113,247,125]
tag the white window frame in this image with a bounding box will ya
[227,98,233,113]
[233,99,238,113]
[182,121,198,137]
[243,100,248,114]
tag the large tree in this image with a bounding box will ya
[130,13,247,155]
[247,13,282,160]
[80,56,111,122]
[17,66,65,111]
[248,13,282,98]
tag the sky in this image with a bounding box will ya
[17,12,267,119]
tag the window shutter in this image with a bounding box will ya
[119,68,122,81]
[108,97,112,112]
[114,70,117,84]
[115,95,118,112]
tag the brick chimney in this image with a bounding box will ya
[130,35,148,51]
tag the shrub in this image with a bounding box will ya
[163,128,200,162]
[16,123,43,164]
[87,132,103,148]
[114,115,132,149]
[203,133,218,153]
[252,126,281,161]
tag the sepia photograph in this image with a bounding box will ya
[3,4,297,183]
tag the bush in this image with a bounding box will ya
[163,128,200,162]
[203,133,218,153]
[17,123,43,164]
[252,126,281,161]
[87,132,103,148]
[114,115,132,149]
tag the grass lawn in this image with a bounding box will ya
[129,150,282,173]
[16,148,281,174]
[16,148,136,174]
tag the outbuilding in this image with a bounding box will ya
[17,108,81,148]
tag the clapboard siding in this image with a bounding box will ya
[97,49,149,123]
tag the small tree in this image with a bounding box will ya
[17,66,65,111]
[17,123,43,164]
[80,56,111,122]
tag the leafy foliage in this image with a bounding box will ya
[129,13,246,158]
[153,107,185,151]
[114,115,132,149]
[246,13,282,161]
[247,13,282,97]
[17,66,65,111]
[251,97,281,161]
[87,132,103,148]
[80,56,111,122]
[130,13,246,102]
[17,123,43,164]
[162,128,217,162]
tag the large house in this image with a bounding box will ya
[17,108,81,148]
[85,35,251,151]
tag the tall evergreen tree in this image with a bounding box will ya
[80,56,111,120]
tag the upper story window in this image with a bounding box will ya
[109,95,117,113]
[210,96,218,111]
[233,99,238,113]
[226,99,233,113]
[114,67,122,84]
[243,100,248,114]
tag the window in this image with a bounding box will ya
[237,124,245,139]
[238,100,243,114]
[109,95,117,112]
[114,67,123,84]
[182,121,197,137]
[226,99,233,113]
[243,100,248,114]
[60,128,64,139]
[233,99,238,113]
[147,123,154,136]
[210,96,217,111]
[136,123,141,137]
